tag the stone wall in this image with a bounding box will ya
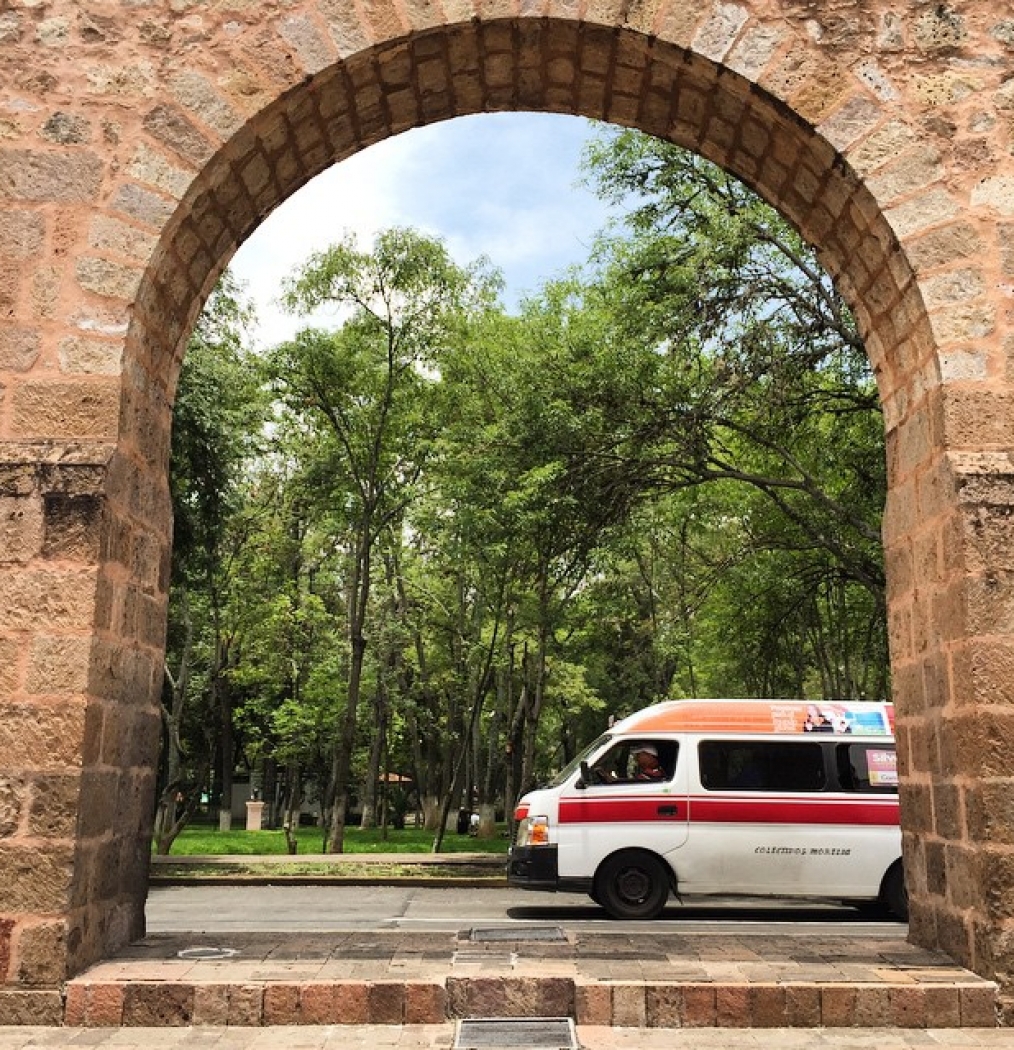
[1,0,1013,1019]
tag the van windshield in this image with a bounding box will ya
[544,734,612,788]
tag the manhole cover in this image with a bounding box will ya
[468,926,566,942]
[176,946,239,960]
[454,1018,577,1049]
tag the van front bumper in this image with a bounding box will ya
[508,846,594,895]
[507,845,559,890]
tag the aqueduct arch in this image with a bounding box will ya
[2,0,1014,1022]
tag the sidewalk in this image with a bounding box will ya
[2,1025,1014,1049]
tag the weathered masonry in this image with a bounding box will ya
[1,0,1014,1022]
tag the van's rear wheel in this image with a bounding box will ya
[597,851,669,920]
[882,863,908,922]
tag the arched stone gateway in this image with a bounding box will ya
[1,0,1013,1022]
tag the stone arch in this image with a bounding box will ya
[1,0,1013,1020]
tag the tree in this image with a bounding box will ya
[158,273,265,849]
[266,227,496,852]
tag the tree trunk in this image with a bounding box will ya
[282,763,302,854]
[154,592,193,852]
[326,529,372,853]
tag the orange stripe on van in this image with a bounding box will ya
[616,699,893,737]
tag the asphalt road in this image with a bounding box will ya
[145,884,906,937]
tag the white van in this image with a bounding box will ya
[507,699,905,920]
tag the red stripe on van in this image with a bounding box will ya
[689,796,899,826]
[558,795,898,826]
[560,798,681,823]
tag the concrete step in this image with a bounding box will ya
[63,974,999,1029]
[60,930,1000,1029]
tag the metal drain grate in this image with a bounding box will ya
[468,926,567,942]
[454,1018,577,1049]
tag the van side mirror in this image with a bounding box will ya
[577,760,592,789]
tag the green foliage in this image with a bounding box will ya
[162,129,891,851]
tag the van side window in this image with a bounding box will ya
[836,743,898,793]
[698,741,826,792]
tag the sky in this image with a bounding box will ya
[227,113,618,350]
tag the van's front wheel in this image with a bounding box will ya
[596,851,669,920]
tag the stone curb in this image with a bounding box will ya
[60,978,1000,1029]
[149,876,508,888]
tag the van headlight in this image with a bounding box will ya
[516,815,550,847]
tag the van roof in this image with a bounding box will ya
[611,699,894,738]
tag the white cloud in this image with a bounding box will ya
[227,113,613,349]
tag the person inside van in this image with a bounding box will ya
[631,743,666,781]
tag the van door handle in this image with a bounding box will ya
[657,805,678,816]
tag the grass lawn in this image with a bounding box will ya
[162,824,510,856]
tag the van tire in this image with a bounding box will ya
[596,851,670,920]
[882,863,908,922]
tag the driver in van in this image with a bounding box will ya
[631,743,666,781]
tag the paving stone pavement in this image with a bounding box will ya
[3,1025,1014,1049]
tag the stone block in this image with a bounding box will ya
[574,982,611,1025]
[821,985,857,1026]
[967,781,1014,845]
[11,380,120,441]
[446,976,497,1018]
[28,634,93,695]
[0,495,44,562]
[513,976,573,1017]
[367,981,405,1023]
[14,920,67,985]
[715,984,749,1026]
[923,984,962,1027]
[0,150,103,202]
[228,984,264,1025]
[0,697,87,772]
[679,984,715,1026]
[727,25,784,81]
[404,981,446,1024]
[852,984,891,1025]
[142,104,215,167]
[299,982,337,1023]
[262,983,300,1024]
[961,984,1000,1026]
[80,982,124,1024]
[0,779,26,836]
[889,985,927,1027]
[644,983,682,1026]
[0,325,41,372]
[126,143,191,200]
[76,256,143,302]
[0,919,11,983]
[332,981,370,1023]
[748,984,786,1027]
[192,984,230,1025]
[58,335,123,375]
[63,983,88,1026]
[610,983,645,1026]
[0,208,45,259]
[170,70,243,140]
[122,982,194,1026]
[783,984,820,1026]
[0,989,63,1024]
[112,182,175,228]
